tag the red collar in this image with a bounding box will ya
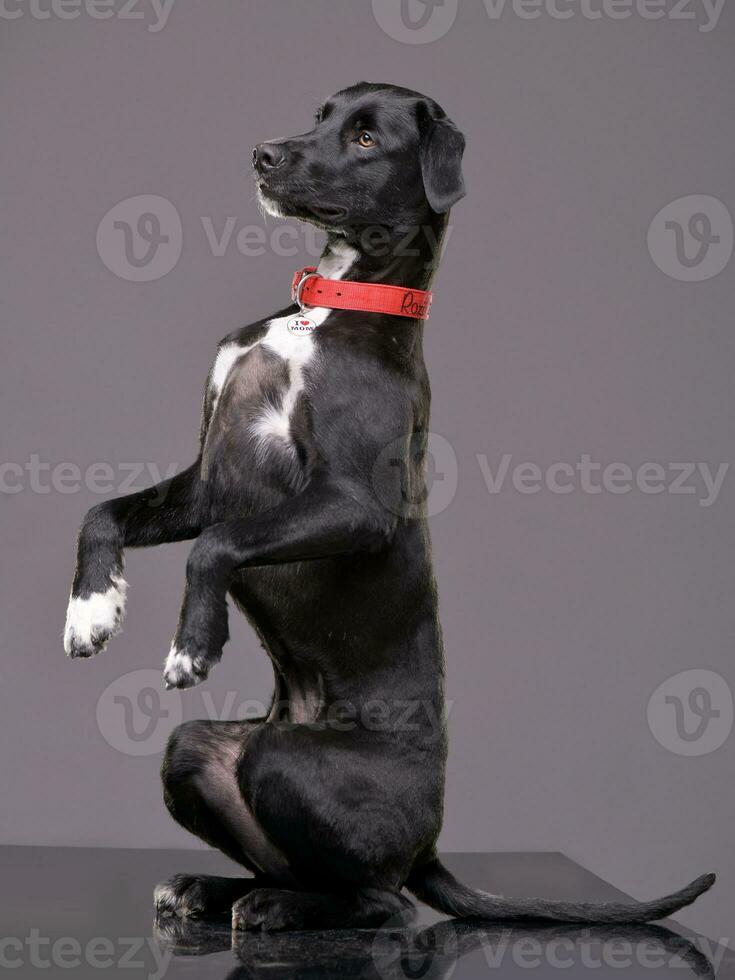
[291,267,433,320]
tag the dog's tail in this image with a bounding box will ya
[405,858,715,924]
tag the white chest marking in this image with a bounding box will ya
[210,243,359,454]
[251,310,325,452]
[209,342,256,414]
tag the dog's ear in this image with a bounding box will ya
[417,102,466,214]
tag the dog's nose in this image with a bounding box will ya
[253,142,287,172]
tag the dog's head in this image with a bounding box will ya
[253,82,465,233]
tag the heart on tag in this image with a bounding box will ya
[287,314,317,336]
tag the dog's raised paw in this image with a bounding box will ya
[163,646,210,690]
[64,576,127,658]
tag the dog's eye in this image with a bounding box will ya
[356,131,375,148]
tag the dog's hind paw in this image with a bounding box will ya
[231,889,340,932]
[232,888,414,932]
[231,889,298,932]
[64,576,127,659]
[163,646,211,690]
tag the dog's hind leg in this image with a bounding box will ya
[157,719,297,919]
[230,724,432,931]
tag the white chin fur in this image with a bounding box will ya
[256,189,287,219]
[64,575,128,656]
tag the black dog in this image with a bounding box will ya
[64,82,714,931]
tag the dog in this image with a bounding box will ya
[64,82,714,931]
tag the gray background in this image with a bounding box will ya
[1,0,733,944]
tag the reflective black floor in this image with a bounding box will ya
[1,848,731,979]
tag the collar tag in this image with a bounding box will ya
[287,313,317,336]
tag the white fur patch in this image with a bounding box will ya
[63,575,128,656]
[209,342,256,413]
[317,241,359,280]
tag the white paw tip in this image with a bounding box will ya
[163,647,200,689]
[64,576,128,657]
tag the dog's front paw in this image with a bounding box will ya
[163,644,217,690]
[64,575,128,659]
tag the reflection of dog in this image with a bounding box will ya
[152,916,716,980]
[64,83,714,930]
